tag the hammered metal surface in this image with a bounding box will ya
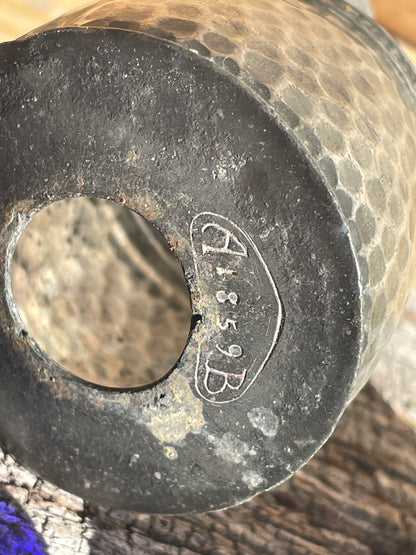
[30,0,416,395]
[12,198,192,387]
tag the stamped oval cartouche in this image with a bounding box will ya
[191,212,284,403]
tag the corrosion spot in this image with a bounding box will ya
[166,234,185,252]
[208,432,249,464]
[125,149,138,164]
[247,407,279,437]
[117,193,129,205]
[163,445,178,459]
[242,470,265,489]
[143,375,204,443]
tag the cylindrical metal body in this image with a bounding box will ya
[0,0,415,513]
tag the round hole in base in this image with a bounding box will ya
[11,197,193,388]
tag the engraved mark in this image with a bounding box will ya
[216,290,239,304]
[216,344,243,358]
[202,222,248,257]
[190,212,284,404]
[216,267,237,277]
[204,354,247,395]
[217,317,238,331]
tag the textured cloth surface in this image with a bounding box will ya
[0,499,47,555]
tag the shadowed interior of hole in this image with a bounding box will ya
[11,197,193,388]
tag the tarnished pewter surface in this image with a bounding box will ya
[0,0,415,514]
[29,0,416,395]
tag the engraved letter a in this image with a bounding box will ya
[201,222,248,257]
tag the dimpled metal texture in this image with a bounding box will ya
[30,0,416,397]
